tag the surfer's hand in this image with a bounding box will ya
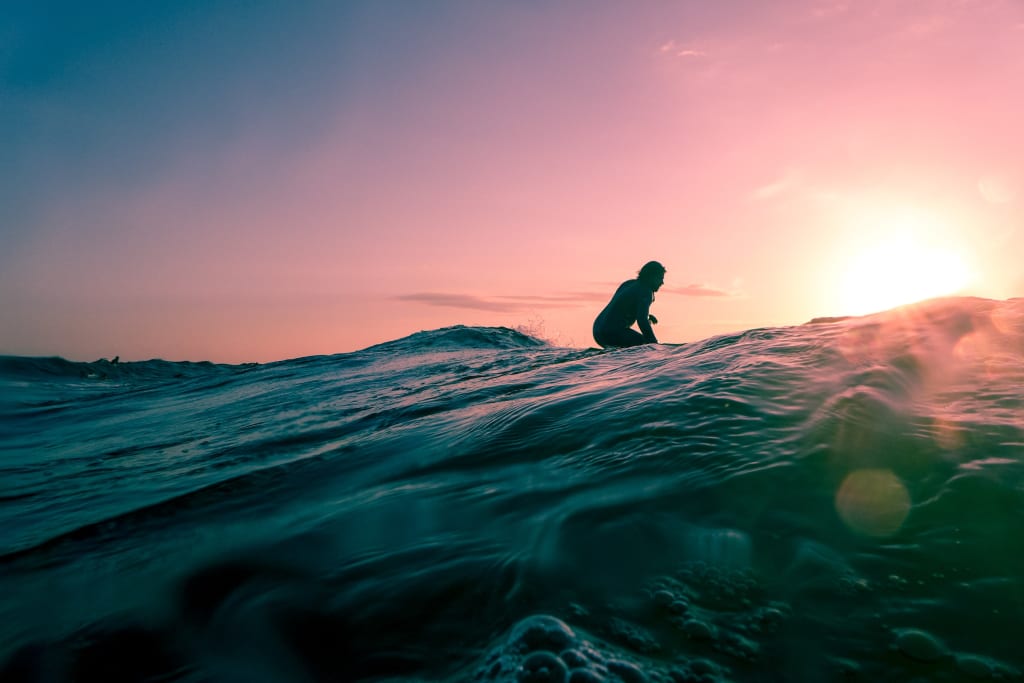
[648,314,658,325]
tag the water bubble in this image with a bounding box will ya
[690,658,718,675]
[652,590,675,607]
[560,650,588,669]
[510,615,576,653]
[668,669,691,683]
[668,599,690,615]
[757,606,783,625]
[607,659,647,683]
[609,618,659,653]
[894,628,945,662]
[955,653,993,678]
[681,619,714,641]
[568,668,605,683]
[835,469,911,537]
[519,651,569,683]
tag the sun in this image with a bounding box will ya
[836,208,972,316]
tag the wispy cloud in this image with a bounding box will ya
[658,40,707,58]
[396,292,601,312]
[663,284,731,297]
[749,168,802,202]
[810,1,850,20]
[495,293,606,303]
[399,285,733,313]
[902,15,951,37]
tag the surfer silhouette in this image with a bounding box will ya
[593,261,665,348]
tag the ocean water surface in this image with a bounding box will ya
[2,296,1024,682]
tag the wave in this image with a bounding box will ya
[3,296,1024,682]
[0,326,545,386]
[359,324,549,355]
[0,355,250,384]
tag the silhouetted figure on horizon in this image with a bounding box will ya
[593,261,665,348]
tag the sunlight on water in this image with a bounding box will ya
[929,415,967,452]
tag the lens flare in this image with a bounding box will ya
[835,469,911,537]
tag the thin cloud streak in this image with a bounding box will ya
[495,293,606,303]
[750,169,803,202]
[399,286,730,313]
[658,40,707,58]
[396,292,598,312]
[811,1,850,20]
[663,284,731,297]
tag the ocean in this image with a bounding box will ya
[2,296,1023,683]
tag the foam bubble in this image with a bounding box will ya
[510,616,577,654]
[559,650,588,669]
[519,651,568,683]
[607,658,647,683]
[652,589,676,607]
[609,618,659,653]
[894,628,945,662]
[567,669,604,683]
[681,619,714,640]
[955,653,993,678]
[668,599,690,615]
[690,658,718,676]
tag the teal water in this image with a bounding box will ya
[2,297,1023,682]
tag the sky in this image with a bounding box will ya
[2,0,1023,363]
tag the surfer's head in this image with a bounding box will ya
[638,261,666,291]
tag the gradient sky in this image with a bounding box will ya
[3,0,1023,363]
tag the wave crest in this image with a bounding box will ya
[360,325,549,355]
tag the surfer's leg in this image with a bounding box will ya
[595,328,646,348]
[617,329,647,347]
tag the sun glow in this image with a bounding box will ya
[836,207,972,316]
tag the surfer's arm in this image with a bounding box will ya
[636,296,658,343]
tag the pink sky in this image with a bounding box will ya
[2,1,1022,362]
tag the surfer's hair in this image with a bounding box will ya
[638,261,666,283]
